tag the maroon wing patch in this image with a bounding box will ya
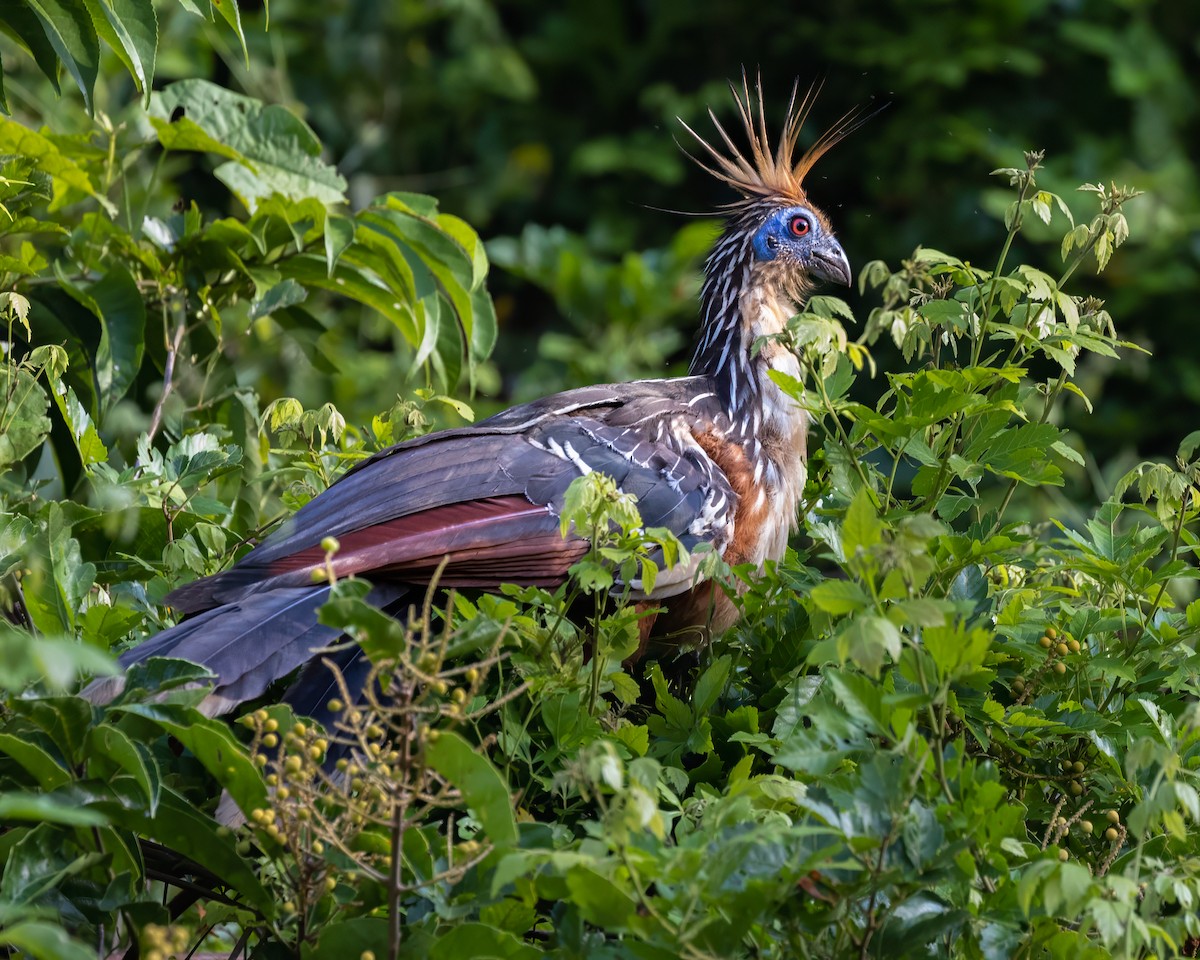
[267,495,588,588]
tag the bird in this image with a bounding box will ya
[87,76,860,721]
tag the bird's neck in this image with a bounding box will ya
[690,232,810,444]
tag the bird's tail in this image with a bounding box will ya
[84,584,408,717]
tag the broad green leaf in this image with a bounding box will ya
[152,80,346,208]
[56,264,146,416]
[112,701,267,816]
[0,3,63,94]
[302,918,387,960]
[0,364,51,468]
[0,921,93,960]
[425,730,518,849]
[23,0,99,114]
[81,0,157,103]
[80,780,275,915]
[0,822,105,904]
[150,114,246,163]
[837,614,902,678]
[0,733,70,789]
[21,503,96,634]
[86,723,161,815]
[0,792,105,826]
[810,579,870,615]
[430,922,541,960]
[842,486,882,559]
[565,866,637,928]
[692,654,731,714]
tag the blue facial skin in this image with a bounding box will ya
[751,205,852,287]
[751,205,817,264]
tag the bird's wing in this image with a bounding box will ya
[167,379,736,612]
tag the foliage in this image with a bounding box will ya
[5,4,1200,960]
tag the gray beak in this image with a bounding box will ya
[809,235,852,287]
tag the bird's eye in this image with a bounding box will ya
[789,215,811,237]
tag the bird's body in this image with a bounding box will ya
[90,78,860,717]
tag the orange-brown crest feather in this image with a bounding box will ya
[680,71,871,204]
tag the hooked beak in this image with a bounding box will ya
[809,235,852,287]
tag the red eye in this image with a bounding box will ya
[790,215,810,237]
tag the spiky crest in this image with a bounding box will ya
[678,72,868,204]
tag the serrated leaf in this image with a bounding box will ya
[82,0,157,104]
[842,486,882,559]
[24,0,100,114]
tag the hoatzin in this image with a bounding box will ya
[88,78,859,719]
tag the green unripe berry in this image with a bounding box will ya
[1068,639,1081,653]
[1057,847,1069,861]
[321,536,340,553]
[1039,636,1053,649]
[1105,827,1119,842]
[1046,627,1058,640]
[1069,780,1083,796]
[1106,809,1120,823]
[1053,662,1067,675]
[1056,642,1069,656]
[1081,820,1093,834]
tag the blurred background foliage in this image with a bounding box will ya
[3,0,1197,490]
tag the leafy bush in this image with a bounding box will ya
[5,7,1200,960]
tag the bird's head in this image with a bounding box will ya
[680,75,867,295]
[749,203,851,288]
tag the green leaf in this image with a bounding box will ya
[0,793,106,826]
[81,0,157,104]
[86,780,275,915]
[810,579,870,615]
[692,654,731,714]
[48,382,107,467]
[0,822,105,905]
[430,922,541,960]
[23,0,99,114]
[842,486,882,559]
[565,865,637,928]
[250,277,308,319]
[0,364,51,468]
[86,723,160,815]
[838,614,902,678]
[0,115,115,213]
[425,730,518,849]
[324,213,355,275]
[111,702,267,817]
[0,733,70,789]
[302,918,387,960]
[151,80,346,209]
[206,0,247,64]
[0,921,94,960]
[150,114,247,163]
[21,503,96,634]
[0,3,63,94]
[61,264,145,416]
